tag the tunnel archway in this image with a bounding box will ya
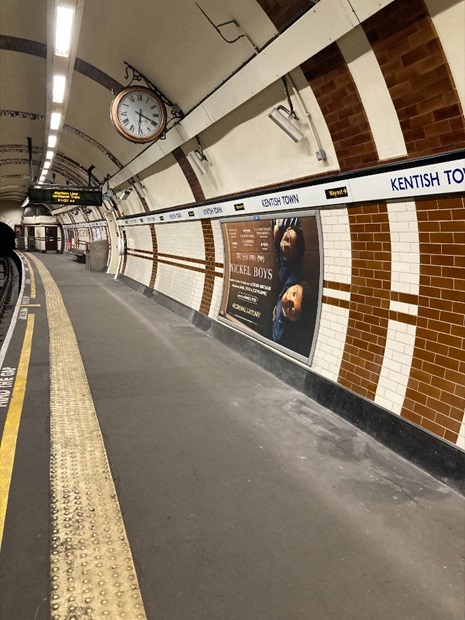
[0,223,16,256]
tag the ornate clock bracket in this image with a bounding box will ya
[119,62,184,139]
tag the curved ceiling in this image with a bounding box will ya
[0,0,280,206]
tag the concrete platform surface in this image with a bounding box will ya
[1,252,464,620]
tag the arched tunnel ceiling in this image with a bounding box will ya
[0,0,282,208]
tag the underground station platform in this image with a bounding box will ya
[0,252,464,620]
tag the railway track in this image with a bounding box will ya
[0,254,21,347]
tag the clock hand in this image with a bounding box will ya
[138,111,156,124]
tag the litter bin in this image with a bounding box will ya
[86,240,109,272]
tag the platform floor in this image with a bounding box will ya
[0,252,464,620]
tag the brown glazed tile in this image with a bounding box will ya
[302,44,378,171]
[338,204,390,399]
[363,0,465,157]
[199,219,216,316]
[400,197,465,440]
[173,148,205,202]
[402,408,424,427]
[444,429,458,443]
[254,0,313,32]
[149,224,158,289]
[420,418,446,438]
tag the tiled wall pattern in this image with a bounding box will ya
[388,201,420,296]
[312,208,351,381]
[119,196,464,446]
[458,414,465,450]
[125,225,153,287]
[311,303,350,383]
[364,0,465,157]
[199,219,216,315]
[107,0,465,447]
[301,43,379,171]
[401,196,465,442]
[375,320,417,414]
[149,224,158,289]
[294,0,465,173]
[373,201,421,414]
[338,204,392,400]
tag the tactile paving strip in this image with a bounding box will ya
[29,256,147,620]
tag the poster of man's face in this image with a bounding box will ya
[220,214,321,360]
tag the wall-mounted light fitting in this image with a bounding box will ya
[268,105,304,143]
[187,138,209,175]
[121,186,133,200]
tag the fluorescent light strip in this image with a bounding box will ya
[48,135,57,148]
[53,74,66,103]
[55,6,74,57]
[50,112,62,130]
[46,150,54,160]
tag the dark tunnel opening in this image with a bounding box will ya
[0,223,16,256]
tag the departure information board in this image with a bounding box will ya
[28,187,102,206]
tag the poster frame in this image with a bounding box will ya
[218,210,324,366]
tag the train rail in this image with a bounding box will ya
[0,254,21,347]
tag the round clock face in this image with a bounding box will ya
[110,86,167,143]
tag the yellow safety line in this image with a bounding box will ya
[28,254,147,620]
[20,253,36,299]
[0,314,35,550]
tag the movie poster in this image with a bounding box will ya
[220,214,321,359]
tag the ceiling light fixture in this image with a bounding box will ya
[55,6,74,57]
[52,74,67,103]
[46,150,54,160]
[50,111,62,130]
[48,134,57,148]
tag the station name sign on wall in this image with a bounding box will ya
[117,156,464,228]
[28,187,103,206]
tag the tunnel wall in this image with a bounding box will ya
[61,219,109,255]
[118,188,465,450]
[61,0,465,455]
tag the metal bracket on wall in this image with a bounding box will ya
[121,62,184,138]
[195,3,258,54]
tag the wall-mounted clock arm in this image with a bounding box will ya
[121,62,184,137]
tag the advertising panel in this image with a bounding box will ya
[220,214,321,360]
